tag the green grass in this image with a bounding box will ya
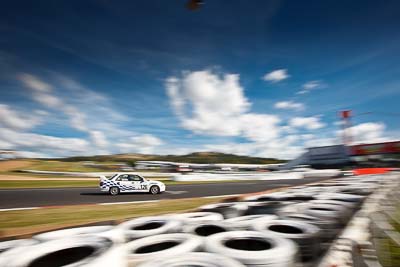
[0,180,97,188]
[24,160,110,172]
[0,197,225,238]
[0,179,262,189]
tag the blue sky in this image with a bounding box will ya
[0,0,399,159]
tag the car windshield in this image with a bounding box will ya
[108,174,119,180]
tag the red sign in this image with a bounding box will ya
[350,141,400,155]
[341,110,351,119]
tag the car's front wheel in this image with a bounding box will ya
[109,187,120,196]
[149,185,160,195]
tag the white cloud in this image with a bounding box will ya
[166,70,251,136]
[297,80,323,94]
[89,131,108,148]
[0,128,90,156]
[289,116,325,130]
[274,101,305,111]
[18,74,52,93]
[303,137,337,148]
[166,70,282,143]
[0,104,42,130]
[337,122,387,144]
[19,73,131,147]
[11,73,162,157]
[117,134,163,154]
[205,135,304,160]
[262,69,289,83]
[239,114,281,142]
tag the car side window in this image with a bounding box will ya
[131,175,144,182]
[116,174,129,181]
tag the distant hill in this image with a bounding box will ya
[61,152,286,165]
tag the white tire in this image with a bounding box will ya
[317,193,365,203]
[225,215,278,230]
[118,216,182,241]
[33,225,124,244]
[0,239,37,255]
[242,201,291,215]
[182,221,232,237]
[172,212,224,223]
[125,233,203,266]
[198,202,248,219]
[305,203,348,224]
[0,236,126,267]
[251,219,320,262]
[204,230,298,266]
[137,252,245,267]
[280,213,339,242]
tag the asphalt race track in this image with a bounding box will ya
[0,177,332,209]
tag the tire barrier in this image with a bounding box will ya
[137,252,246,267]
[1,173,393,266]
[125,233,203,266]
[280,213,339,243]
[118,216,182,242]
[243,201,291,215]
[244,192,293,202]
[182,221,232,237]
[277,202,310,217]
[304,203,349,224]
[33,225,124,244]
[0,236,125,267]
[251,219,321,262]
[204,230,298,267]
[316,193,365,206]
[308,199,355,213]
[0,239,37,254]
[225,214,278,230]
[172,212,224,223]
[198,202,248,219]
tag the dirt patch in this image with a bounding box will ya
[0,160,34,172]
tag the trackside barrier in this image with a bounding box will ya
[0,173,398,266]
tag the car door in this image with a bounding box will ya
[115,174,135,192]
[131,175,148,192]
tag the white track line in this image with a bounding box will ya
[202,194,239,199]
[98,200,160,206]
[0,207,39,212]
[165,190,187,195]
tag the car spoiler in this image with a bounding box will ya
[99,175,108,181]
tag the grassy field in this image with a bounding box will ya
[0,180,97,188]
[0,159,118,174]
[0,197,224,238]
[0,179,262,189]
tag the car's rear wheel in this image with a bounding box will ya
[150,185,160,195]
[109,187,120,196]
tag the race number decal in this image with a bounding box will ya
[141,184,148,190]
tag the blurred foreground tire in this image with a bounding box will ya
[0,236,126,267]
[182,221,232,237]
[280,213,339,244]
[305,203,349,224]
[198,202,247,219]
[33,225,125,244]
[252,219,320,262]
[172,212,224,223]
[125,233,203,266]
[204,231,297,267]
[225,214,277,230]
[118,216,182,241]
[137,252,245,267]
[0,239,37,255]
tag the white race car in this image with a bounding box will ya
[99,173,166,195]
